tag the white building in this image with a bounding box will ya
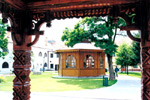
[0,32,64,74]
[0,32,13,74]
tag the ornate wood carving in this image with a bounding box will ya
[126,31,141,42]
[13,50,31,100]
[141,46,150,100]
[52,7,111,19]
[140,1,150,100]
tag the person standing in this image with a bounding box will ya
[115,66,119,77]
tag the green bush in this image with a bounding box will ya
[0,76,6,83]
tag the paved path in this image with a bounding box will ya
[0,75,141,100]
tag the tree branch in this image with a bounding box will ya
[113,24,117,43]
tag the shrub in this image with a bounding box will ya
[0,76,6,83]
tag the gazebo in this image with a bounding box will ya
[56,42,105,77]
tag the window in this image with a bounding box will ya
[50,64,54,68]
[100,55,104,68]
[55,64,58,71]
[39,52,42,57]
[83,55,94,68]
[66,55,76,68]
[56,54,59,58]
[50,53,53,58]
[2,62,9,68]
[44,53,47,57]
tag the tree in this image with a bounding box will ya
[130,34,141,66]
[0,19,8,59]
[115,43,134,74]
[61,16,126,80]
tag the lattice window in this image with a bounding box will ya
[66,55,76,68]
[84,55,94,68]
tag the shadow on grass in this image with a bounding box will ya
[55,78,117,89]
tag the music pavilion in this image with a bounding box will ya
[56,42,105,77]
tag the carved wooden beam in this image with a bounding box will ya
[0,0,25,10]
[127,31,141,42]
[27,0,140,12]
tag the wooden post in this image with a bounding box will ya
[13,36,31,100]
[141,42,150,99]
[140,0,150,99]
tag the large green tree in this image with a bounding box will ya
[61,16,126,80]
[115,43,134,74]
[0,19,8,59]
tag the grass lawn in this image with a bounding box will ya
[118,72,141,78]
[0,72,117,92]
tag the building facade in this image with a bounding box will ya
[0,33,61,74]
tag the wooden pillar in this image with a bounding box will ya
[13,36,31,100]
[141,0,150,99]
[7,9,45,99]
[141,41,150,99]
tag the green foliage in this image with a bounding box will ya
[0,19,8,59]
[61,16,126,56]
[115,43,134,67]
[130,34,141,65]
[61,16,126,80]
[0,76,6,83]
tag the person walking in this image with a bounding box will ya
[115,66,119,77]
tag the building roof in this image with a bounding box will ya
[73,42,100,50]
[56,42,104,53]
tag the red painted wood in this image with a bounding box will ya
[13,44,31,100]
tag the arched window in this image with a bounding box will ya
[66,55,76,68]
[84,55,94,68]
[39,52,42,57]
[100,55,104,68]
[44,53,47,57]
[2,62,9,68]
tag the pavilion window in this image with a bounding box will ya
[100,55,104,68]
[66,55,76,68]
[84,55,94,68]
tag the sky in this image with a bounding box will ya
[40,18,81,43]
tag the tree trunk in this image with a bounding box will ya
[107,54,115,80]
[127,65,129,75]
